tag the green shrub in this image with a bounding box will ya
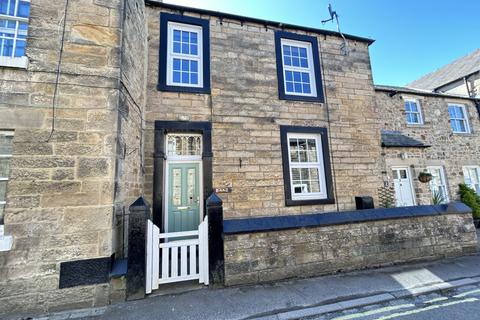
[458,183,480,218]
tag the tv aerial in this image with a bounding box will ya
[322,4,349,56]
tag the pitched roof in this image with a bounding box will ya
[145,1,375,45]
[374,84,477,100]
[407,49,480,90]
[380,130,429,148]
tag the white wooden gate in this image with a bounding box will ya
[146,216,209,293]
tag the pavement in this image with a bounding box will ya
[23,250,480,320]
[15,229,480,320]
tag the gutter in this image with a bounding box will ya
[144,0,375,45]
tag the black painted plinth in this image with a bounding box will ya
[126,197,152,300]
[206,192,225,286]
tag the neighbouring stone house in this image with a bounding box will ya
[375,85,480,207]
[0,0,477,317]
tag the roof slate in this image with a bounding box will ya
[381,130,429,148]
[407,49,480,90]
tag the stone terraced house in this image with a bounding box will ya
[0,0,478,317]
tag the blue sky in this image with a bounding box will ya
[164,0,479,86]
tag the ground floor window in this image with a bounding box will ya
[0,130,13,224]
[463,166,480,194]
[426,166,449,203]
[280,126,334,206]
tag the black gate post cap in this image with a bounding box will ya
[206,192,223,207]
[129,196,150,211]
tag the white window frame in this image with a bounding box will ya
[286,132,327,200]
[0,0,29,68]
[0,130,13,207]
[280,38,317,97]
[166,21,203,88]
[404,98,423,125]
[448,103,470,134]
[426,166,449,203]
[463,166,480,194]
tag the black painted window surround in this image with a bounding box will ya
[280,125,334,206]
[274,31,325,103]
[158,13,211,94]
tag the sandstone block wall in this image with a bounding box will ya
[0,0,147,316]
[376,91,480,205]
[145,5,383,219]
[224,212,477,286]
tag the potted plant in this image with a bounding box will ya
[418,171,433,183]
[431,190,445,205]
[458,183,480,228]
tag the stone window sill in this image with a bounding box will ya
[0,56,28,69]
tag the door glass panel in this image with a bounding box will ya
[399,170,407,179]
[172,168,182,206]
[187,168,196,205]
[392,170,399,180]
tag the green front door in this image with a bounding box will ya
[167,163,201,232]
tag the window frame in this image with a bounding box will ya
[166,22,203,88]
[463,166,480,194]
[158,13,210,94]
[404,98,423,125]
[275,31,324,103]
[0,0,29,68]
[0,130,13,225]
[448,103,470,134]
[426,166,449,203]
[280,126,334,206]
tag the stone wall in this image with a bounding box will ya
[144,4,383,219]
[376,90,480,205]
[0,0,146,316]
[113,0,147,257]
[224,210,477,286]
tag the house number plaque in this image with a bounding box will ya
[214,187,233,193]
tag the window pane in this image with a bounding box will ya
[294,83,302,93]
[17,0,29,18]
[299,47,307,58]
[181,72,189,83]
[292,57,300,67]
[173,42,181,53]
[190,32,197,44]
[301,73,310,84]
[14,39,25,57]
[409,113,419,124]
[286,82,294,92]
[290,151,299,162]
[181,59,189,71]
[167,134,202,156]
[405,101,412,112]
[0,203,4,224]
[172,71,181,83]
[303,84,311,94]
[191,60,198,72]
[173,58,181,70]
[291,46,299,56]
[181,43,189,54]
[191,73,198,84]
[448,106,455,118]
[285,70,293,81]
[173,29,181,41]
[181,31,189,42]
[190,44,198,55]
[283,45,291,56]
[291,167,321,194]
[300,58,308,68]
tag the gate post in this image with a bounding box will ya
[126,197,151,300]
[206,192,224,286]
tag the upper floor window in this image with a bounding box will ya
[448,104,470,133]
[0,0,29,68]
[404,99,423,125]
[280,126,334,206]
[158,13,210,94]
[275,31,324,103]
